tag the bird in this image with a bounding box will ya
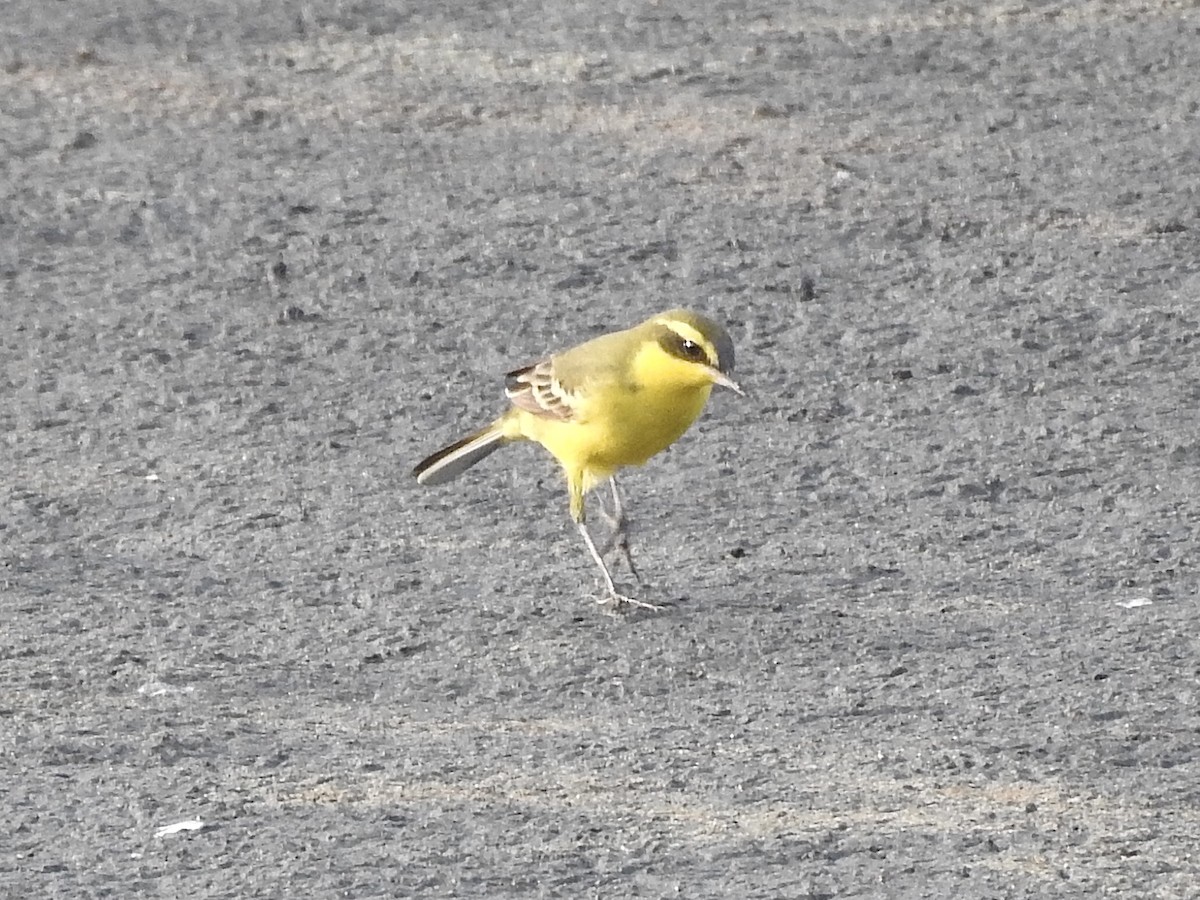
[412,308,743,610]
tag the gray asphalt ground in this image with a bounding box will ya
[4,2,1200,897]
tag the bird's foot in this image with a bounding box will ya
[577,519,656,611]
[596,588,662,612]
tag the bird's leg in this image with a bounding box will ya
[576,521,660,611]
[570,472,655,610]
[597,476,640,582]
[594,478,620,533]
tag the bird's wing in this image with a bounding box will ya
[503,328,633,422]
[504,358,579,421]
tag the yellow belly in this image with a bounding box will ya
[513,381,713,489]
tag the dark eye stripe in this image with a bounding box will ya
[658,329,713,366]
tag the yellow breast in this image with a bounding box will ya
[513,337,717,487]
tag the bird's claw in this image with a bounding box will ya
[597,590,663,612]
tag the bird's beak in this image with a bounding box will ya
[709,368,745,396]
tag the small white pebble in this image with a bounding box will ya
[155,820,204,838]
[1117,597,1152,609]
[137,681,194,696]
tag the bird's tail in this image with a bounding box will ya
[413,421,509,486]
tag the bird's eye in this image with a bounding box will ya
[680,339,705,360]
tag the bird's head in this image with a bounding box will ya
[650,309,744,395]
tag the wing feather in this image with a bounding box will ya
[504,359,579,421]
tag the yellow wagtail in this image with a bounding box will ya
[412,308,742,609]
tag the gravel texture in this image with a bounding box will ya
[4,2,1200,897]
